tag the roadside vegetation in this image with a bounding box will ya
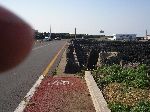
[65,39,150,111]
[52,69,57,76]
[92,64,150,112]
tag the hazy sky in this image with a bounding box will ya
[0,0,150,36]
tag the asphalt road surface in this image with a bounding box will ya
[0,40,67,112]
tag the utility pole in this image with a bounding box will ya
[75,27,76,39]
[48,25,51,40]
[146,29,148,40]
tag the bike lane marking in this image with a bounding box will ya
[14,42,67,112]
[23,77,86,112]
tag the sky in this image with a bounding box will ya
[0,0,150,36]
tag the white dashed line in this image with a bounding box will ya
[32,44,50,51]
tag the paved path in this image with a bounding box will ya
[24,76,95,112]
[23,46,95,112]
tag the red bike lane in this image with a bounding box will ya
[24,76,95,112]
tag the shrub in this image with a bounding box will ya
[93,64,150,89]
[103,82,150,106]
[108,102,130,112]
[108,101,150,112]
[131,100,150,112]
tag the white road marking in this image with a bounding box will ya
[51,80,73,86]
[32,44,50,51]
[32,46,44,50]
[14,75,44,112]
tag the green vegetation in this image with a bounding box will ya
[92,64,150,112]
[76,70,85,78]
[93,64,150,89]
[108,102,130,112]
[52,69,57,76]
[131,100,150,112]
[108,101,150,112]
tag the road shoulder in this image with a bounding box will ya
[23,44,95,112]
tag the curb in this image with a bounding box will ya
[85,71,111,112]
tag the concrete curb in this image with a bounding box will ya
[85,71,111,112]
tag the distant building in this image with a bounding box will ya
[144,30,150,40]
[145,35,150,40]
[110,34,137,41]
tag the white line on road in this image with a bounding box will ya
[14,75,44,112]
[32,44,50,51]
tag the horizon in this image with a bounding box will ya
[0,0,150,36]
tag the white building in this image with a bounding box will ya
[110,34,137,41]
[147,35,150,40]
[144,35,150,40]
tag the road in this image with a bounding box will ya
[0,40,67,112]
